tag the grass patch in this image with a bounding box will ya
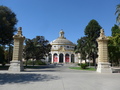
[69,67,96,71]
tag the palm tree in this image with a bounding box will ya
[115,4,120,25]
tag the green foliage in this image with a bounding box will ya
[84,19,101,65]
[84,19,102,39]
[34,60,46,65]
[70,67,96,71]
[77,63,81,66]
[76,19,101,65]
[23,39,34,61]
[76,37,88,61]
[0,6,18,45]
[80,63,88,69]
[108,34,120,66]
[25,60,46,65]
[23,36,51,61]
[115,4,120,24]
[111,24,120,36]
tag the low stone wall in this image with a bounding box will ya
[112,67,120,73]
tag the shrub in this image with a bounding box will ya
[25,60,46,65]
[78,63,81,66]
[34,60,46,65]
[81,63,88,69]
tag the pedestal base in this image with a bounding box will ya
[96,62,112,73]
[8,61,24,72]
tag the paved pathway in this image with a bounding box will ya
[0,64,120,90]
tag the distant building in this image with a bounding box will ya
[48,30,79,63]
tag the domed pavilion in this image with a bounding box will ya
[48,30,77,63]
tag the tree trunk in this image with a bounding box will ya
[32,59,34,66]
[26,59,28,67]
[8,44,10,64]
[92,54,96,69]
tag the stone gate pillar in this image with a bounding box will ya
[8,27,25,72]
[96,29,112,73]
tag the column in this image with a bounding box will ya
[51,53,53,63]
[96,29,112,73]
[63,53,65,63]
[8,27,25,72]
[78,53,81,63]
[57,53,59,63]
[69,54,71,63]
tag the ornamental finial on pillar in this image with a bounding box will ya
[13,27,25,38]
[97,29,108,41]
[100,29,106,38]
[17,27,23,36]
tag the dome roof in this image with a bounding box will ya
[50,30,75,45]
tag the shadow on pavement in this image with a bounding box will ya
[0,73,60,85]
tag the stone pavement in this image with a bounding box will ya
[0,64,120,90]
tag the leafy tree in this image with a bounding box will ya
[76,20,101,67]
[23,39,34,66]
[0,6,18,45]
[84,19,101,66]
[32,36,51,60]
[115,4,120,25]
[76,37,88,62]
[111,24,120,36]
[108,24,120,66]
[23,36,51,66]
[108,34,120,66]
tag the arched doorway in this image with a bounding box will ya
[59,53,63,63]
[65,54,69,63]
[71,54,74,63]
[53,53,58,63]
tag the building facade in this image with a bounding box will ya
[48,30,78,63]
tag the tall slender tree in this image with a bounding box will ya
[84,19,101,66]
[115,4,120,25]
